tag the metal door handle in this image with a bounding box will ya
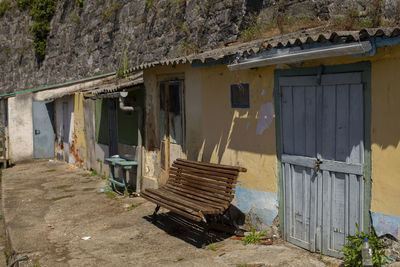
[314,159,322,172]
[35,130,40,135]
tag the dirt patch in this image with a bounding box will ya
[82,188,96,192]
[2,161,346,266]
[50,195,74,201]
[53,184,72,190]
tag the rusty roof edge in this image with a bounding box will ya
[125,27,400,73]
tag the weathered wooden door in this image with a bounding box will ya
[33,101,55,159]
[108,99,118,156]
[280,73,365,257]
[160,80,185,172]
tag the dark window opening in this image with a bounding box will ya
[231,83,250,108]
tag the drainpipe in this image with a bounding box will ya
[119,91,143,193]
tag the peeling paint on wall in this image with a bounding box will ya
[372,212,400,239]
[256,102,274,135]
[232,186,278,226]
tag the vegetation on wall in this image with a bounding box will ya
[17,0,57,62]
[238,0,397,42]
[117,48,129,78]
[76,0,84,12]
[0,0,12,18]
[101,0,122,22]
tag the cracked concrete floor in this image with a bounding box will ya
[2,160,342,267]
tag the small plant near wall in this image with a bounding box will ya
[242,226,268,245]
[341,224,391,267]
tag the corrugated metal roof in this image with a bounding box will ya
[86,72,144,96]
[125,27,400,73]
[33,72,143,101]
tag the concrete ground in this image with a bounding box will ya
[1,161,345,267]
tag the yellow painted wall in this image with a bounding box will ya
[73,93,87,166]
[143,44,400,218]
[143,64,278,194]
[369,47,400,217]
[200,66,277,194]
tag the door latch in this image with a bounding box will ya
[35,130,40,135]
[314,159,322,173]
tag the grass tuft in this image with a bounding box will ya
[104,190,118,200]
[243,226,268,245]
[205,243,217,251]
[127,203,141,210]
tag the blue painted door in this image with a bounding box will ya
[280,73,365,257]
[33,101,55,159]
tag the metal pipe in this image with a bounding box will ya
[228,41,372,71]
[118,93,143,193]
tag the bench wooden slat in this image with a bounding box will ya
[170,168,236,187]
[172,162,237,180]
[142,190,199,215]
[167,179,232,200]
[174,160,239,175]
[164,184,230,206]
[146,188,219,214]
[161,185,227,210]
[141,192,202,222]
[176,159,247,173]
[169,173,235,194]
[156,188,222,214]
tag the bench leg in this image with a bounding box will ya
[203,222,209,235]
[152,205,161,223]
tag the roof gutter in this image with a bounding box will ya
[228,41,372,71]
[0,72,116,98]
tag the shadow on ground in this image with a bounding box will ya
[144,212,231,248]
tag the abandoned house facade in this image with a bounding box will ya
[1,27,400,257]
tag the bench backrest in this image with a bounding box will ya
[167,159,247,208]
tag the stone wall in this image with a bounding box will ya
[0,0,399,93]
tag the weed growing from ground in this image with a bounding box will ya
[104,190,118,200]
[341,224,391,266]
[90,170,106,179]
[4,249,9,265]
[205,243,217,251]
[127,203,141,210]
[243,226,268,245]
[318,254,332,266]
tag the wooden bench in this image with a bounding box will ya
[141,159,246,225]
